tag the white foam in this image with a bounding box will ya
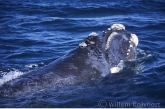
[136,48,154,61]
[25,64,38,68]
[0,69,24,86]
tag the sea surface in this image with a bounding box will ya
[0,0,165,108]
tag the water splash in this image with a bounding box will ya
[0,68,24,86]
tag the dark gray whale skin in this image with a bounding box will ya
[0,24,138,96]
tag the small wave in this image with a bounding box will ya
[114,48,157,75]
[25,62,46,70]
[0,68,24,86]
[0,61,47,86]
[136,48,157,62]
[129,48,158,75]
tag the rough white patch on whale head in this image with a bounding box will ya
[111,23,125,30]
[89,32,98,37]
[131,34,138,46]
[105,32,118,50]
[110,60,125,73]
[127,53,129,56]
[90,41,95,44]
[110,67,121,73]
[79,42,87,47]
[129,44,133,48]
[108,28,111,30]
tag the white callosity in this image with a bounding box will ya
[79,41,87,47]
[110,67,121,73]
[90,41,95,44]
[110,60,125,73]
[89,32,98,37]
[129,44,133,48]
[131,34,138,46]
[108,28,111,30]
[79,32,98,47]
[111,23,125,30]
[105,32,118,50]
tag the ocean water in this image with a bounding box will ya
[0,0,165,108]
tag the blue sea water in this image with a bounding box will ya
[0,0,165,108]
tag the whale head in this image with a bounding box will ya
[78,23,138,74]
[103,23,138,62]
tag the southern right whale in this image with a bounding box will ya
[0,23,138,96]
